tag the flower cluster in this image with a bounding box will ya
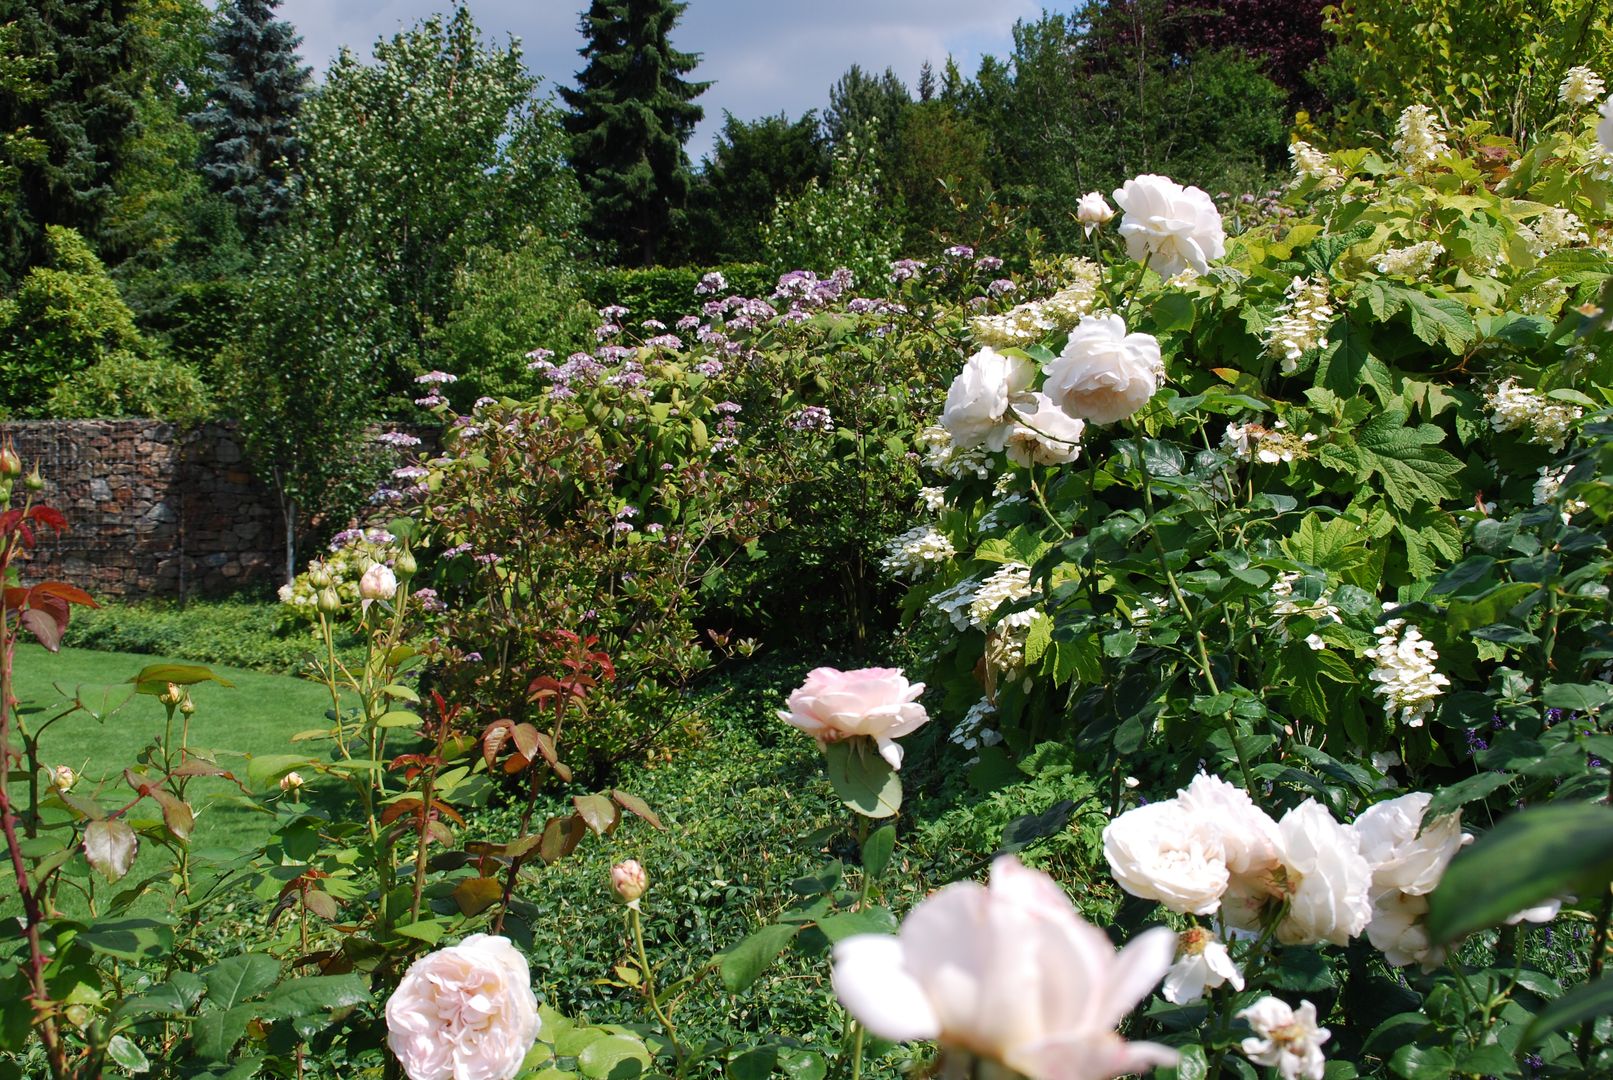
[879,524,956,579]
[1240,998,1331,1080]
[1264,276,1334,372]
[1363,618,1450,728]
[278,528,403,620]
[1222,419,1316,463]
[1288,140,1343,189]
[1486,377,1582,451]
[968,260,1103,347]
[1391,104,1448,173]
[1560,66,1606,107]
[1375,240,1444,279]
[1534,464,1589,521]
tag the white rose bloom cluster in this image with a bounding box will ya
[1374,240,1444,278]
[919,425,992,480]
[1363,619,1450,728]
[1162,927,1244,1005]
[1264,277,1335,372]
[1560,66,1606,107]
[1534,465,1589,521]
[1005,393,1086,466]
[1486,377,1582,452]
[1391,104,1448,173]
[1240,998,1331,1080]
[1104,774,1374,951]
[880,524,956,580]
[1353,792,1472,972]
[939,347,1036,451]
[967,563,1035,630]
[1222,420,1315,464]
[1288,140,1343,189]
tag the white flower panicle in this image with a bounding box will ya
[1264,277,1335,372]
[1486,377,1582,452]
[1222,419,1316,463]
[1531,207,1589,252]
[951,697,1003,752]
[880,524,956,580]
[917,486,948,514]
[928,578,979,632]
[1364,619,1449,728]
[1270,571,1341,624]
[1289,141,1343,188]
[970,302,1055,348]
[1374,240,1444,278]
[968,563,1035,630]
[1560,66,1606,107]
[920,424,992,480]
[1240,997,1331,1080]
[1534,465,1589,521]
[968,261,1103,348]
[1391,105,1448,173]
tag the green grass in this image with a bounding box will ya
[7,643,337,913]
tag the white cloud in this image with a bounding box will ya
[275,0,1034,155]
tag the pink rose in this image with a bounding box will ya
[778,667,931,769]
[385,934,540,1080]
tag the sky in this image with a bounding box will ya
[275,1,1038,159]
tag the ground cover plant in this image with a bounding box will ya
[10,59,1613,1080]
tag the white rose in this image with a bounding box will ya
[832,856,1179,1080]
[1351,792,1470,896]
[1043,314,1164,425]
[1077,191,1116,234]
[1161,927,1244,1005]
[940,347,1036,450]
[359,563,399,603]
[385,934,541,1080]
[1005,392,1086,466]
[1239,997,1330,1080]
[1273,800,1374,946]
[1112,174,1226,278]
[1365,890,1446,972]
[1176,773,1282,876]
[1102,801,1229,916]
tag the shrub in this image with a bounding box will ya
[60,597,359,675]
[45,350,214,425]
[0,226,153,415]
[576,262,776,327]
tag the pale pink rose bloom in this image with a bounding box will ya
[1365,890,1446,972]
[1076,191,1116,234]
[777,667,930,769]
[1043,315,1164,425]
[385,934,540,1080]
[831,856,1178,1080]
[1005,392,1086,466]
[1102,800,1229,916]
[1351,791,1470,896]
[1112,174,1226,278]
[359,563,399,603]
[1225,800,1372,947]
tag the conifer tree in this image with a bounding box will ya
[189,0,309,237]
[560,0,709,266]
[0,0,141,280]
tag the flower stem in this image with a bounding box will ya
[629,907,683,1066]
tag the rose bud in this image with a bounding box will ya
[359,563,398,604]
[611,860,649,907]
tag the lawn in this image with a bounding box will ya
[6,643,336,914]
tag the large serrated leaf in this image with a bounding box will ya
[1353,409,1465,511]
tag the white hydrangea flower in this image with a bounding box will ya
[968,564,1035,630]
[920,424,992,480]
[1222,419,1314,463]
[1534,465,1589,521]
[1364,619,1450,728]
[1271,571,1341,624]
[1375,240,1444,278]
[969,302,1056,348]
[1487,378,1582,452]
[1391,105,1448,173]
[1532,208,1589,251]
[879,525,956,580]
[918,486,948,514]
[1560,66,1606,107]
[929,579,979,632]
[1264,277,1335,372]
[951,696,1003,751]
[1239,998,1330,1080]
[1288,140,1343,188]
[1040,261,1104,328]
[979,493,1028,535]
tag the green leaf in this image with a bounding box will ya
[1150,292,1196,334]
[1389,1044,1454,1080]
[816,907,898,942]
[204,954,280,1011]
[1420,772,1513,823]
[192,1006,255,1061]
[1541,682,1613,712]
[106,1033,150,1074]
[246,754,314,790]
[1427,803,1613,943]
[861,825,895,880]
[130,663,234,693]
[376,710,422,729]
[394,920,445,945]
[1000,800,1079,853]
[258,974,371,1020]
[715,923,800,992]
[1523,973,1613,1046]
[1353,409,1465,512]
[78,918,173,962]
[822,739,902,819]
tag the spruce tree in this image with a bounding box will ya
[560,0,709,266]
[189,0,309,237]
[0,0,141,280]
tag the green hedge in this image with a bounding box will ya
[62,597,360,676]
[577,263,778,326]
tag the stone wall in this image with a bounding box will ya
[0,420,280,599]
